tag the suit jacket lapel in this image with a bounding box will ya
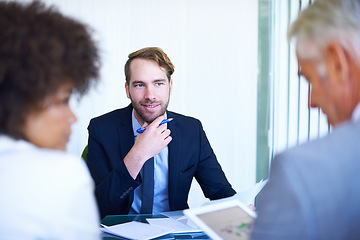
[117,105,135,160]
[115,105,136,209]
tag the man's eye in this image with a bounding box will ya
[155,82,164,86]
[134,84,144,88]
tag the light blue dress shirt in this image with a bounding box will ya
[130,110,170,214]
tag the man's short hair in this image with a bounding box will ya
[124,47,175,84]
[289,0,360,61]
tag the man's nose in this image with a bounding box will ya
[308,89,318,109]
[144,86,156,101]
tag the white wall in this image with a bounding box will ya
[17,0,258,208]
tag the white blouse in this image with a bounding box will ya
[0,135,101,240]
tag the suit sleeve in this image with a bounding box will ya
[194,121,236,200]
[251,153,315,240]
[86,119,140,218]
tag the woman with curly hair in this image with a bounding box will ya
[0,1,101,239]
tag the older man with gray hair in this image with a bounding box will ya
[251,0,360,239]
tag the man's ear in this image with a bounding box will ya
[169,78,173,95]
[325,42,350,85]
[125,82,130,99]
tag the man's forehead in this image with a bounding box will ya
[296,40,323,61]
[130,58,162,69]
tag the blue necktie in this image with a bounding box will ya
[140,157,154,214]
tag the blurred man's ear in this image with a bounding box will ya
[325,42,350,86]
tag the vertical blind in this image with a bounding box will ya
[257,0,330,181]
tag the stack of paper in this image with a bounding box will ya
[101,217,201,239]
[205,179,268,206]
[147,217,202,234]
[101,221,173,240]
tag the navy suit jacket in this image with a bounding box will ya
[86,105,236,218]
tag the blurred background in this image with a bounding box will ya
[9,0,329,208]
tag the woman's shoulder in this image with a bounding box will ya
[0,137,90,186]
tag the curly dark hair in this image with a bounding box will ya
[0,1,100,139]
[124,47,174,85]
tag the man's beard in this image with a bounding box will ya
[130,95,170,124]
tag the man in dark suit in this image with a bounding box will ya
[251,0,360,239]
[86,47,236,218]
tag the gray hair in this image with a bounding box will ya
[288,0,360,62]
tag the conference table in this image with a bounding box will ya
[101,213,210,239]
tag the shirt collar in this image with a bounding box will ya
[131,109,142,137]
[131,110,168,137]
[351,102,360,122]
[0,134,35,152]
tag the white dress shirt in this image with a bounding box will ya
[0,135,101,240]
[352,102,360,122]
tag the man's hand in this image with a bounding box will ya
[124,116,172,179]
